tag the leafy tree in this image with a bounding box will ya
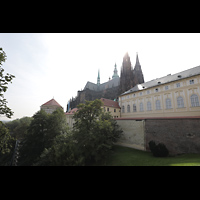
[0,48,15,118]
[18,110,49,165]
[35,99,122,166]
[34,133,84,166]
[18,108,69,166]
[72,99,123,165]
[6,117,33,140]
[0,121,15,154]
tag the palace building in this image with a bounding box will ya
[118,65,200,118]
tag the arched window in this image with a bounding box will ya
[177,96,184,108]
[191,94,199,107]
[127,105,130,112]
[140,102,144,112]
[122,106,125,113]
[147,101,152,111]
[166,98,172,109]
[155,100,161,110]
[133,104,137,112]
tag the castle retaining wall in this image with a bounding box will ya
[116,117,200,155]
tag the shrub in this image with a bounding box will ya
[149,140,169,157]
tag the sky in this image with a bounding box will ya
[0,33,200,121]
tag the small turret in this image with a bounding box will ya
[112,63,119,79]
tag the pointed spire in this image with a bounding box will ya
[97,69,100,85]
[112,63,119,79]
[136,52,141,66]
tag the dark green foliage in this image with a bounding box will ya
[6,117,33,140]
[37,99,123,166]
[72,99,123,165]
[0,48,15,118]
[0,121,15,154]
[18,108,69,166]
[34,133,84,166]
[149,140,169,157]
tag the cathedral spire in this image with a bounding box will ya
[112,63,119,79]
[97,69,100,85]
[136,52,141,66]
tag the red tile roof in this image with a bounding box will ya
[65,108,78,115]
[41,98,63,108]
[100,98,120,109]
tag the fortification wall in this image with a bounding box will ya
[115,119,145,150]
[145,118,200,155]
[116,117,200,155]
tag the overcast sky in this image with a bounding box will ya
[0,33,200,121]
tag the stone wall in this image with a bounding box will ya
[116,117,200,155]
[115,119,145,150]
[145,118,200,155]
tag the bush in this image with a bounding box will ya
[149,140,169,157]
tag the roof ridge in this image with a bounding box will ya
[42,98,62,107]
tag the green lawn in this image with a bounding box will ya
[100,145,200,166]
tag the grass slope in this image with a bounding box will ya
[101,145,200,166]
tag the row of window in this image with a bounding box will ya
[121,94,199,113]
[121,79,195,100]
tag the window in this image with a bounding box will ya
[177,96,184,108]
[165,86,168,90]
[190,79,194,85]
[176,83,180,88]
[166,98,172,109]
[140,102,144,112]
[140,92,142,96]
[107,107,109,112]
[147,90,150,94]
[133,93,136,97]
[127,95,129,99]
[114,108,116,112]
[147,101,152,111]
[191,94,199,107]
[127,105,130,112]
[122,106,125,113]
[133,104,137,112]
[155,88,159,92]
[155,100,161,110]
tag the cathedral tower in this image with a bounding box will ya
[133,53,144,84]
[119,52,144,94]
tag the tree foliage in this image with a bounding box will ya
[0,48,15,118]
[72,99,123,165]
[0,121,15,154]
[6,117,33,140]
[35,99,123,166]
[18,108,69,166]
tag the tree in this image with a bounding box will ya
[18,109,49,165]
[6,116,33,140]
[0,48,15,118]
[0,121,14,154]
[34,133,84,166]
[18,108,69,166]
[72,99,123,165]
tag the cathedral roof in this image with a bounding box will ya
[84,76,120,91]
[41,98,63,108]
[120,65,200,96]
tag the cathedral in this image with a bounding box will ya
[67,52,144,111]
